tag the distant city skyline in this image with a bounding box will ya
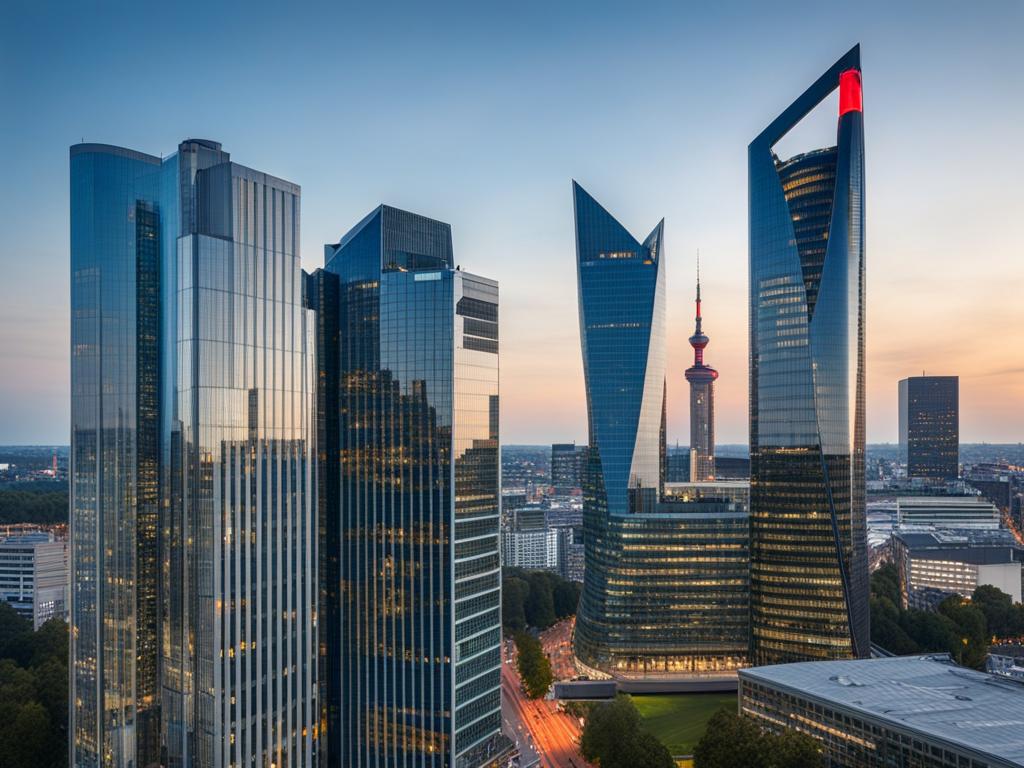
[2,1,1023,445]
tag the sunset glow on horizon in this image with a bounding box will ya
[1,1,1021,445]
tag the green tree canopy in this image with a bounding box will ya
[971,584,1024,638]
[514,632,553,699]
[502,567,580,632]
[0,611,68,767]
[502,576,529,633]
[693,708,822,768]
[580,694,673,768]
[938,595,989,669]
[524,572,556,629]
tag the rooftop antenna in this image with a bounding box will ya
[695,248,702,329]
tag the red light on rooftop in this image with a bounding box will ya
[839,69,862,116]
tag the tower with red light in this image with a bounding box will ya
[684,255,718,482]
[748,45,868,666]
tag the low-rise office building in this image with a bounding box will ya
[0,531,68,628]
[740,655,1024,768]
[891,528,1023,608]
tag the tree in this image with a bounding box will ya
[580,695,673,768]
[503,567,581,632]
[870,597,918,655]
[693,709,822,768]
[693,708,765,768]
[938,596,988,669]
[870,563,900,606]
[502,577,529,633]
[553,579,581,619]
[4,701,52,768]
[900,608,957,654]
[972,584,1015,638]
[772,729,823,768]
[0,613,68,768]
[514,632,553,699]
[524,572,556,629]
[0,601,29,654]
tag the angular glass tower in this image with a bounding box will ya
[70,140,318,768]
[573,184,748,675]
[748,46,869,664]
[318,206,508,768]
[572,182,666,520]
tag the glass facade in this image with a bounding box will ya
[899,376,959,480]
[575,504,750,675]
[320,206,507,768]
[748,46,869,665]
[572,183,747,674]
[70,144,169,768]
[70,140,318,768]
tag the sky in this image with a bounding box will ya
[1,0,1022,446]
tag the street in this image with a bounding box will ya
[539,617,577,681]
[502,638,593,768]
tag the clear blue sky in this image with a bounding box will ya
[1,0,1022,445]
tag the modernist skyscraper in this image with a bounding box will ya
[748,46,869,664]
[899,376,960,481]
[316,206,508,768]
[573,183,748,675]
[70,140,318,767]
[685,260,718,482]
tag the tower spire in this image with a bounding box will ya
[695,249,702,332]
[685,250,717,481]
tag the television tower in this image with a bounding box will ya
[684,253,718,481]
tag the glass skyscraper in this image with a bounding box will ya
[70,140,318,768]
[899,376,959,481]
[572,183,748,675]
[748,46,869,664]
[317,205,508,768]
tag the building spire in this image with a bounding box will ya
[685,250,718,482]
[688,250,712,368]
[695,248,702,331]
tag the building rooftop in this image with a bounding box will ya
[741,655,1024,766]
[893,528,1022,565]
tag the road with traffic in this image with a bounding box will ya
[502,640,593,768]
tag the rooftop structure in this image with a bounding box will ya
[897,496,1000,529]
[741,655,1024,768]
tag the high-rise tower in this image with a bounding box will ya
[70,140,319,768]
[316,205,509,768]
[899,376,959,481]
[685,256,718,482]
[572,182,749,676]
[748,45,869,665]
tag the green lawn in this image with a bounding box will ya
[630,693,736,757]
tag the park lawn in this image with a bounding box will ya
[630,693,736,757]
